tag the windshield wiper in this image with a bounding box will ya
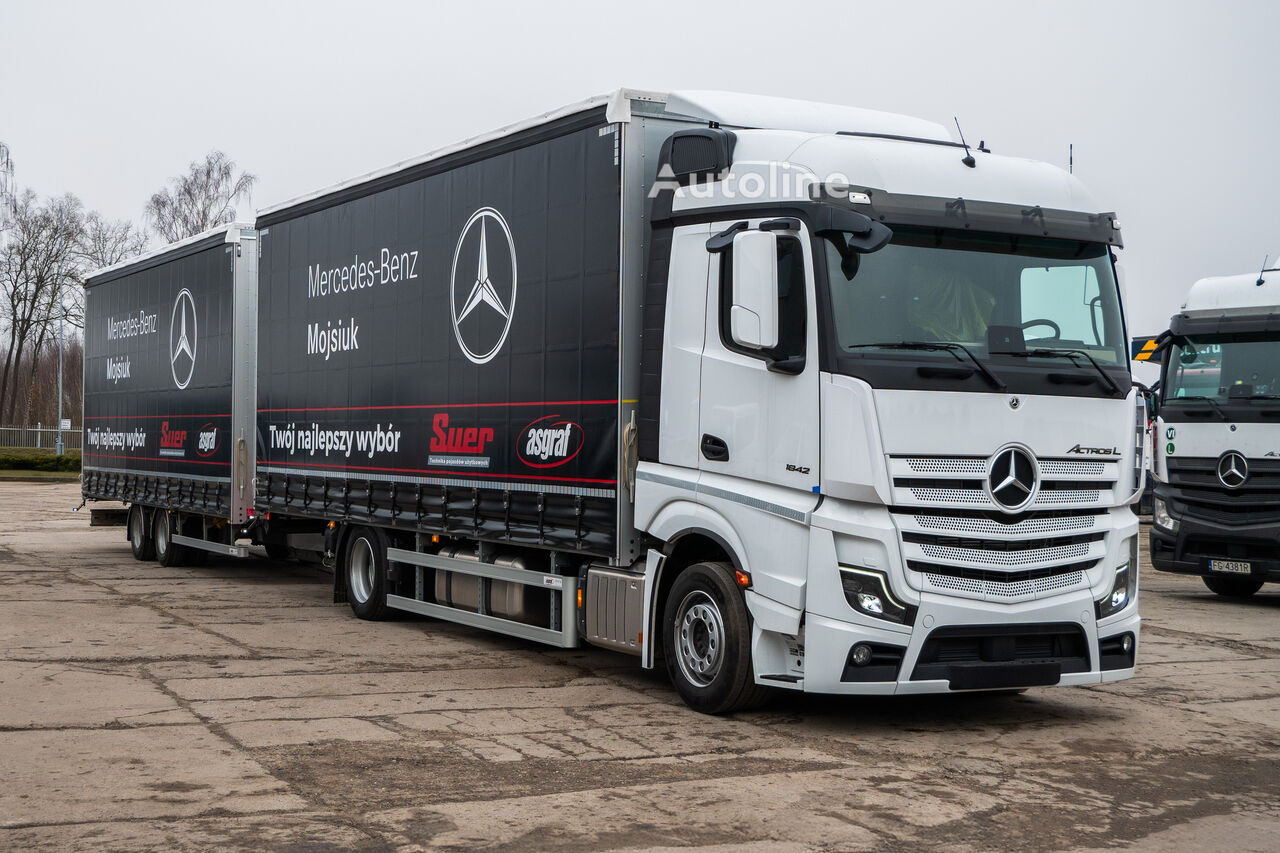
[848,341,1006,390]
[1168,395,1228,420]
[994,348,1123,396]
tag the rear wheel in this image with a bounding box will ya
[345,528,388,620]
[128,505,154,561]
[663,561,770,714]
[152,509,186,567]
[1203,575,1264,598]
[264,542,289,561]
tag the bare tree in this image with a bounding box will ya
[144,150,255,242]
[0,191,83,423]
[80,211,148,270]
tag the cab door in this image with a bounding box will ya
[697,219,820,494]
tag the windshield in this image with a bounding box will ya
[1166,334,1280,401]
[824,226,1128,368]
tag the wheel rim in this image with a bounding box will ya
[348,538,375,604]
[154,513,169,555]
[674,589,726,688]
[130,508,145,548]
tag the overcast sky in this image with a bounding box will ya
[4,0,1277,368]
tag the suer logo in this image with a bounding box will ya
[517,415,584,468]
[169,288,198,389]
[430,413,494,454]
[159,421,188,457]
[450,207,517,365]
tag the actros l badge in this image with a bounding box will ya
[450,207,517,365]
[169,288,197,389]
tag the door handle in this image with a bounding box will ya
[701,434,729,462]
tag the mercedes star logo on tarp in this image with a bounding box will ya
[169,288,197,389]
[1217,451,1249,488]
[450,207,517,365]
[988,445,1038,512]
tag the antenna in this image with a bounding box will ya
[953,117,976,168]
[1259,254,1271,287]
[1069,143,1073,174]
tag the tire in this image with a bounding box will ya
[344,528,388,620]
[1203,575,1264,598]
[128,505,154,561]
[662,561,771,714]
[152,509,186,567]
[264,542,290,561]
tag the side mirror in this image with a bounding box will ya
[730,230,778,350]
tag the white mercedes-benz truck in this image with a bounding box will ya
[92,90,1144,713]
[1149,266,1280,598]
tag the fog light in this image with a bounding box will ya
[851,643,873,666]
[1153,497,1179,532]
[1122,635,1134,653]
[857,592,883,614]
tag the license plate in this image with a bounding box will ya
[1210,560,1252,575]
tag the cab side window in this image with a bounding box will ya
[718,236,806,362]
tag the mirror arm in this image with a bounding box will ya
[766,355,806,375]
[706,221,749,253]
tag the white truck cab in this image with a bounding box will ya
[1149,266,1280,597]
[632,92,1144,710]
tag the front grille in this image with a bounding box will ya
[908,559,1093,600]
[1166,457,1280,508]
[891,454,1117,511]
[906,509,1104,537]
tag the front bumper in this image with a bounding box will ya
[1150,489,1280,581]
[800,592,1139,695]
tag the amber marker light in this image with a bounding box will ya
[735,569,751,588]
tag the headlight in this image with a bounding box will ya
[1096,562,1136,619]
[839,566,917,625]
[1153,497,1179,532]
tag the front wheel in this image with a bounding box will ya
[128,505,154,561]
[1203,575,1264,598]
[662,561,770,714]
[345,528,388,620]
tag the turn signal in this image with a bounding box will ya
[577,589,584,608]
[735,569,751,588]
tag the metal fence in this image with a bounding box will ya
[0,425,82,451]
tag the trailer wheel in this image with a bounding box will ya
[663,561,770,714]
[152,509,186,567]
[264,542,289,561]
[1203,575,1263,598]
[128,505,154,561]
[345,528,388,620]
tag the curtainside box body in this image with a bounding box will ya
[82,225,258,524]
[254,103,647,561]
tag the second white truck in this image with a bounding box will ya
[1149,265,1280,597]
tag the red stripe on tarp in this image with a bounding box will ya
[257,459,616,485]
[258,399,619,413]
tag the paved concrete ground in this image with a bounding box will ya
[1,481,1278,852]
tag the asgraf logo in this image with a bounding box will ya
[517,415,584,469]
[169,288,198,389]
[450,207,517,365]
[196,424,219,458]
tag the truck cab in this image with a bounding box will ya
[631,92,1145,709]
[1149,267,1280,597]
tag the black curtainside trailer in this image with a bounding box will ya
[253,109,625,559]
[81,225,258,563]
